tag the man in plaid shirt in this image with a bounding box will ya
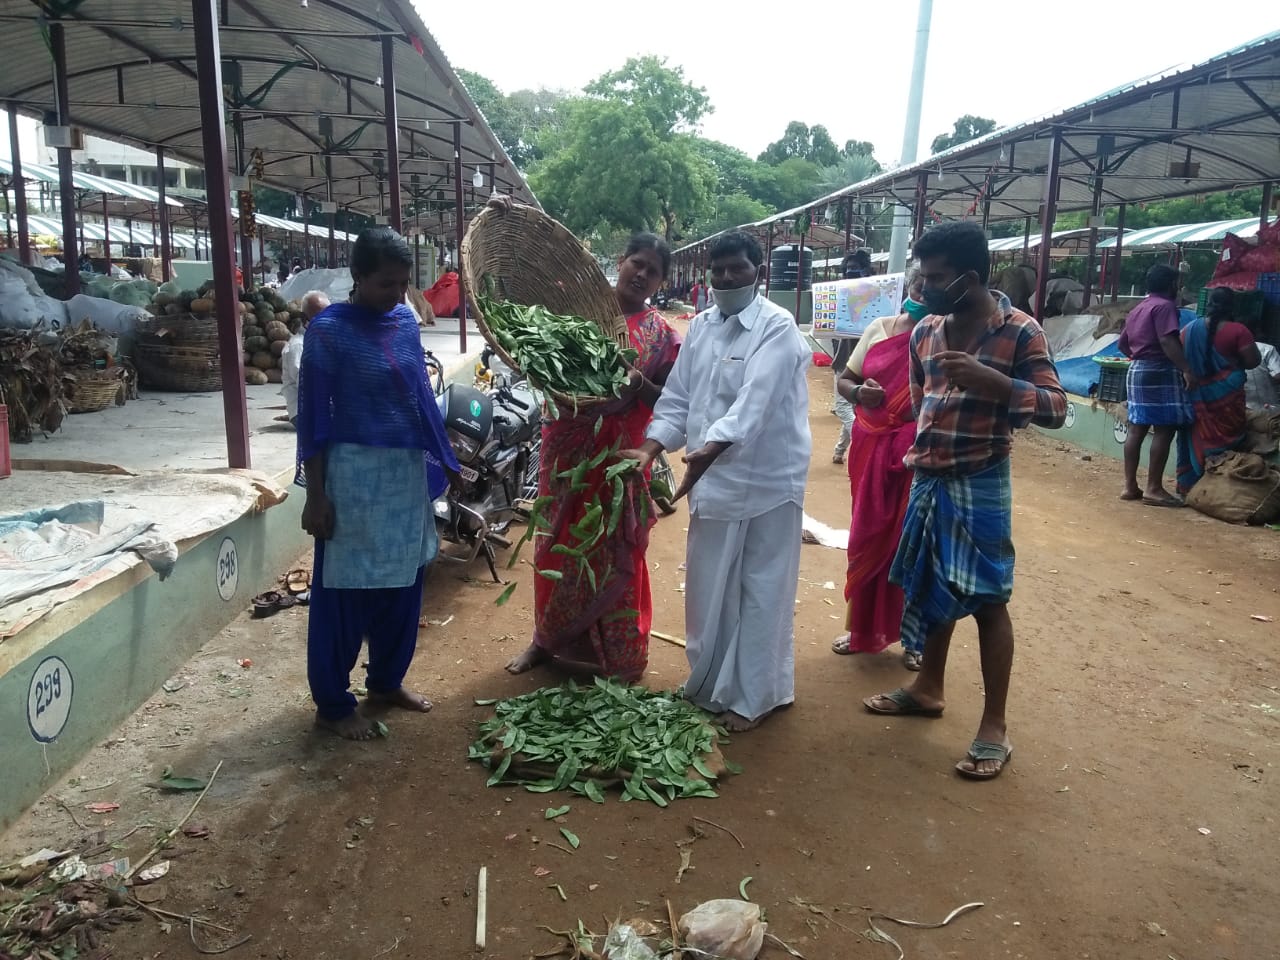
[863,221,1066,781]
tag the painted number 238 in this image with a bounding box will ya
[218,550,236,587]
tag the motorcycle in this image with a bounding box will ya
[426,348,541,582]
[428,344,680,581]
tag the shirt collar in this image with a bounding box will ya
[711,296,762,330]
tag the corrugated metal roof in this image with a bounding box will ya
[0,1,537,237]
[1097,217,1263,248]
[0,157,184,205]
[678,31,1280,251]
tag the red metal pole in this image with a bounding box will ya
[232,110,253,289]
[1021,216,1031,261]
[7,104,30,265]
[1081,175,1103,310]
[101,195,111,266]
[156,147,172,281]
[49,22,80,295]
[1033,128,1063,322]
[453,121,467,353]
[1110,202,1126,303]
[382,37,403,233]
[1262,181,1274,229]
[192,0,251,469]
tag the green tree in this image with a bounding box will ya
[529,59,716,241]
[530,100,713,241]
[693,192,772,238]
[456,68,570,170]
[583,56,711,135]
[930,114,998,155]
[751,157,825,211]
[253,185,295,218]
[842,139,877,159]
[759,121,841,167]
[818,152,883,195]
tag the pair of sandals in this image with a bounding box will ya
[831,634,922,671]
[863,687,1013,781]
[251,568,312,618]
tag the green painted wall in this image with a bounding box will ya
[0,491,307,830]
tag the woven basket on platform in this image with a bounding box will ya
[461,203,626,409]
[67,368,128,414]
[135,343,223,392]
[137,312,220,346]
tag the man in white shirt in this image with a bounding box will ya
[1245,340,1280,410]
[281,290,330,425]
[622,231,812,731]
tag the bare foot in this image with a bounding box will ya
[718,711,760,732]
[366,687,433,712]
[315,710,382,741]
[505,643,548,675]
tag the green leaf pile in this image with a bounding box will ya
[476,289,638,403]
[468,678,733,805]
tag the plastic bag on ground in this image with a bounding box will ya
[678,900,767,960]
[602,923,659,960]
[65,294,151,338]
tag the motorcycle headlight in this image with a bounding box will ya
[448,428,481,462]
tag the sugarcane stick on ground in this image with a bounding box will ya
[475,866,487,951]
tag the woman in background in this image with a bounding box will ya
[831,268,927,670]
[1176,287,1260,495]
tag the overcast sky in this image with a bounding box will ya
[425,1,1277,164]
[2,6,1274,169]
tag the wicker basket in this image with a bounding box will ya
[67,369,127,414]
[461,203,626,408]
[137,312,220,346]
[135,343,223,392]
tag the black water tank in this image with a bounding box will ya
[768,245,814,292]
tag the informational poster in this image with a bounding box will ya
[811,273,904,339]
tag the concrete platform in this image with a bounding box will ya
[0,326,481,826]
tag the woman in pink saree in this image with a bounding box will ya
[831,270,928,670]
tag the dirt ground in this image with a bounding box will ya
[4,366,1280,960]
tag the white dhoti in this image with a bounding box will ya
[683,502,802,722]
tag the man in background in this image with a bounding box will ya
[280,291,331,427]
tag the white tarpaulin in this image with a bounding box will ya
[0,468,287,640]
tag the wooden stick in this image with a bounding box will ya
[53,796,87,831]
[475,866,487,952]
[666,899,683,960]
[545,842,576,856]
[126,760,222,881]
[652,630,686,648]
[692,816,745,849]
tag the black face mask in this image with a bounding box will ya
[921,274,971,316]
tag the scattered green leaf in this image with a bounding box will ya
[739,876,754,901]
[559,828,580,849]
[495,581,518,607]
[545,805,570,820]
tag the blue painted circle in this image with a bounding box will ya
[27,655,74,743]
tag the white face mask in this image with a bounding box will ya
[710,281,758,316]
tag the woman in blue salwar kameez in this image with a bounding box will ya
[295,227,460,740]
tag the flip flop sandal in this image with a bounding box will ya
[831,634,854,655]
[251,591,295,618]
[955,739,1013,780]
[285,568,312,596]
[901,650,923,672]
[1142,496,1184,508]
[863,687,944,717]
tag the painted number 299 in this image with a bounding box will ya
[27,656,74,743]
[216,537,239,601]
[33,667,63,718]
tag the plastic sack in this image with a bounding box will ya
[65,294,151,337]
[678,900,767,960]
[602,924,659,960]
